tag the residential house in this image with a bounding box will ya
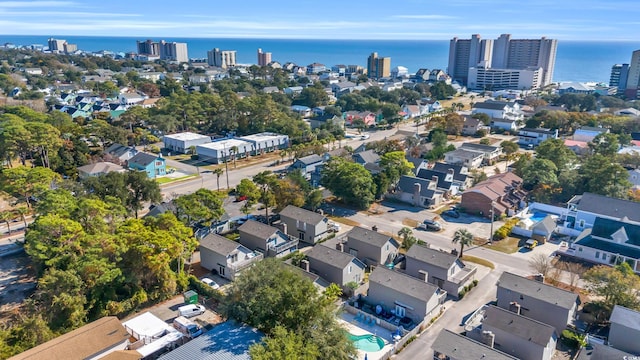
[199,233,263,281]
[262,86,280,94]
[572,217,640,273]
[412,68,430,82]
[564,139,590,155]
[444,148,484,169]
[565,192,640,231]
[304,245,365,292]
[278,205,329,244]
[158,321,263,360]
[615,108,640,117]
[291,105,312,118]
[344,111,377,127]
[402,103,429,118]
[9,317,133,360]
[308,114,345,130]
[367,266,446,324]
[393,175,444,208]
[496,272,580,333]
[289,154,323,177]
[306,63,326,74]
[344,226,400,266]
[331,81,357,96]
[466,305,557,360]
[629,169,640,189]
[77,162,126,179]
[430,162,472,191]
[352,149,380,166]
[405,244,477,298]
[429,69,449,82]
[118,92,146,105]
[572,126,609,143]
[139,98,161,108]
[518,128,559,147]
[163,132,211,154]
[238,220,298,258]
[607,305,640,355]
[576,343,635,360]
[432,329,518,360]
[416,166,467,197]
[287,263,331,291]
[127,152,166,178]
[461,172,527,218]
[23,67,43,75]
[460,142,502,165]
[284,86,303,95]
[472,101,524,131]
[462,116,490,136]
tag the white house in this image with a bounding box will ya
[119,92,146,105]
[518,128,559,147]
[472,101,524,130]
[163,132,212,154]
[238,132,289,155]
[572,126,609,142]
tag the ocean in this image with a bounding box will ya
[2,35,640,83]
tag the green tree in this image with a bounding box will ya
[0,166,61,208]
[398,227,417,250]
[535,139,576,171]
[250,326,320,360]
[173,188,225,226]
[321,157,376,209]
[0,314,55,358]
[521,158,559,190]
[273,179,305,212]
[580,155,631,198]
[379,151,415,187]
[305,189,324,212]
[452,228,474,258]
[589,133,620,157]
[213,168,224,191]
[253,171,278,223]
[500,141,519,162]
[583,263,640,312]
[294,85,329,108]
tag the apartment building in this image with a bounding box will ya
[207,48,237,68]
[367,52,391,80]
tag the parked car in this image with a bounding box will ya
[418,218,442,231]
[525,239,538,250]
[201,277,220,289]
[442,209,460,218]
[178,304,205,318]
[173,316,203,338]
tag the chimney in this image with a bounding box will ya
[336,242,345,252]
[534,274,545,283]
[317,209,324,216]
[413,182,421,206]
[372,225,378,232]
[429,176,438,190]
[481,331,495,348]
[278,223,288,235]
[509,301,521,315]
[300,259,310,272]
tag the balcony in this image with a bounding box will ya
[227,252,264,272]
[267,237,299,257]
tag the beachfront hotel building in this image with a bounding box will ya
[136,39,189,63]
[610,64,630,91]
[207,48,237,68]
[257,48,272,66]
[625,50,640,99]
[367,52,391,80]
[448,34,557,89]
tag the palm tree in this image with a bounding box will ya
[452,228,474,258]
[230,146,238,169]
[398,227,416,250]
[213,168,224,191]
[0,210,12,234]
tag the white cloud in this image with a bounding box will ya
[0,1,75,7]
[0,10,141,17]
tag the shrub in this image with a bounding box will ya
[472,279,479,287]
[458,289,467,299]
[493,218,519,240]
[561,329,586,349]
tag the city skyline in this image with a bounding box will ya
[1,0,640,41]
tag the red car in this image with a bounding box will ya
[236,195,248,202]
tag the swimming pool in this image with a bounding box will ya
[348,333,385,352]
[529,212,549,223]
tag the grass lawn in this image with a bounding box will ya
[461,255,495,270]
[484,236,522,254]
[328,216,361,227]
[402,218,419,228]
[156,174,198,184]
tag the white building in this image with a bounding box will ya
[207,48,237,68]
[197,138,253,164]
[238,132,289,154]
[119,92,146,105]
[468,65,543,90]
[518,128,559,147]
[163,132,212,154]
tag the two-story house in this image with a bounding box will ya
[127,152,166,178]
[278,205,329,244]
[564,192,640,232]
[352,149,380,166]
[472,101,523,132]
[304,245,365,293]
[431,162,472,191]
[572,217,640,274]
[496,272,580,333]
[461,116,491,136]
[572,126,609,143]
[467,305,557,360]
[343,226,400,266]
[344,111,377,127]
[459,143,502,165]
[518,128,559,147]
[238,220,298,258]
[199,233,263,281]
[393,175,445,208]
[608,305,640,355]
[289,154,323,178]
[405,244,476,298]
[433,329,518,360]
[367,267,446,324]
[461,172,528,218]
[443,149,484,169]
[105,143,138,164]
[416,165,469,197]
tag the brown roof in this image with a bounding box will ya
[140,98,161,106]
[464,172,523,201]
[10,317,130,360]
[100,350,142,360]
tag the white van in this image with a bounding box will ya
[178,304,205,318]
[173,316,203,338]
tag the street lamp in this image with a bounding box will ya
[223,143,230,190]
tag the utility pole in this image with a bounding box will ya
[223,143,230,190]
[489,201,495,244]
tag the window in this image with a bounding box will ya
[298,232,304,240]
[595,252,600,259]
[578,247,582,252]
[579,220,585,228]
[519,294,524,300]
[386,244,389,251]
[450,267,455,275]
[348,265,352,274]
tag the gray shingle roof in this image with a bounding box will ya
[347,226,395,248]
[129,152,160,167]
[533,215,557,234]
[405,244,459,270]
[484,305,556,346]
[446,148,484,160]
[105,143,135,158]
[432,162,469,183]
[577,193,640,222]
[200,233,240,256]
[576,343,634,360]
[396,175,441,199]
[432,330,518,360]
[238,220,278,239]
[520,127,556,135]
[369,266,439,300]
[279,205,325,226]
[353,150,380,164]
[416,169,453,190]
[77,162,124,175]
[297,154,323,165]
[158,321,263,360]
[610,305,640,330]
[306,244,363,270]
[497,272,579,310]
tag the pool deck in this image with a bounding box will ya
[339,312,397,360]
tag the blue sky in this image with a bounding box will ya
[0,0,639,40]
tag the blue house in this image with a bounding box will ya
[128,152,166,178]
